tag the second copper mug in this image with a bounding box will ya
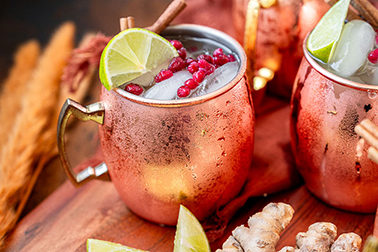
[291,34,378,213]
[233,0,329,98]
[58,24,255,225]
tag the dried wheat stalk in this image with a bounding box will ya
[15,34,98,224]
[0,22,75,245]
[0,40,41,154]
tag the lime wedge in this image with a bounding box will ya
[99,28,179,90]
[173,205,211,252]
[86,239,148,252]
[307,0,350,63]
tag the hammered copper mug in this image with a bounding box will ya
[232,0,329,99]
[290,34,378,213]
[57,24,255,225]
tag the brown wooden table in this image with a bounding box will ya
[2,95,376,252]
[3,180,375,252]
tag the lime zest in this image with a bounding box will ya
[307,0,351,63]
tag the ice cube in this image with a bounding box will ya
[143,70,192,100]
[190,61,239,98]
[124,61,169,87]
[358,63,378,85]
[329,20,375,78]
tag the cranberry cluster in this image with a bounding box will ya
[170,40,236,98]
[124,39,236,98]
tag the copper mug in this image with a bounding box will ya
[232,0,329,99]
[290,34,378,213]
[58,24,255,225]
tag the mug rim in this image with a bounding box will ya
[303,33,378,92]
[112,24,247,107]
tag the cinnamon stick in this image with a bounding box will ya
[146,0,187,34]
[120,17,128,31]
[355,119,378,164]
[324,0,362,22]
[127,16,135,29]
[351,0,378,28]
[325,0,378,29]
[120,16,135,31]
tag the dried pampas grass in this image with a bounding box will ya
[0,22,75,245]
[0,41,41,154]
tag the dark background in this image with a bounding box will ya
[0,0,173,83]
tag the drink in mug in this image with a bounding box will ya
[58,24,255,225]
[122,35,240,100]
[291,4,378,213]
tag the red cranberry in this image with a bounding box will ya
[213,48,224,57]
[184,79,199,89]
[368,48,378,64]
[155,69,173,83]
[184,58,196,67]
[228,54,236,62]
[192,69,206,83]
[170,40,183,50]
[214,54,230,66]
[375,34,378,46]
[178,47,187,59]
[125,83,143,95]
[168,57,185,72]
[187,62,199,74]
[198,59,215,75]
[197,54,214,64]
[177,86,191,97]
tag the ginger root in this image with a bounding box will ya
[217,202,363,252]
[216,202,294,252]
[331,233,362,252]
[218,236,243,252]
[296,222,337,252]
[277,224,362,252]
[278,247,296,252]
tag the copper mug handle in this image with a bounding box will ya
[57,98,110,187]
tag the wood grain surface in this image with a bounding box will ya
[3,99,375,252]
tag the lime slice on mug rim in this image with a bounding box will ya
[307,0,350,63]
[99,28,179,90]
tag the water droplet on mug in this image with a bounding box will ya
[355,161,361,176]
[368,90,377,100]
[192,173,197,181]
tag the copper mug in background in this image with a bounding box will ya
[57,24,255,225]
[290,34,378,213]
[232,0,329,103]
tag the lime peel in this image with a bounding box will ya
[307,0,351,63]
[99,28,179,90]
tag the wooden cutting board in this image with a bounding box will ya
[3,97,375,251]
